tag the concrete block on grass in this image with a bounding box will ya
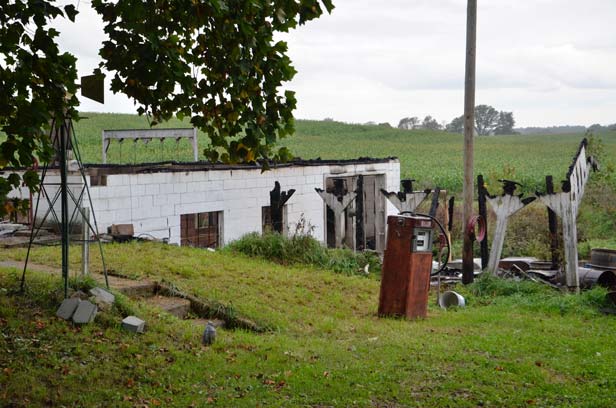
[72,300,97,324]
[56,298,81,320]
[89,287,115,309]
[122,316,145,333]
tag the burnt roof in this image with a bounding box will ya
[82,157,399,176]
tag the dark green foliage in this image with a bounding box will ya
[92,0,333,165]
[445,115,464,133]
[0,0,79,217]
[474,104,499,135]
[1,1,333,216]
[227,232,381,276]
[494,111,515,135]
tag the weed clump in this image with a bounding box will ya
[227,232,381,277]
[461,273,611,316]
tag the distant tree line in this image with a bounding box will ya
[397,115,443,131]
[516,123,616,135]
[398,104,516,135]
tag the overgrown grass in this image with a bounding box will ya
[226,232,381,277]
[65,113,616,258]
[2,243,616,407]
[460,273,611,316]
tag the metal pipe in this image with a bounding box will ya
[81,207,90,276]
[59,121,70,298]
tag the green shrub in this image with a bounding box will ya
[226,232,381,277]
[459,273,611,315]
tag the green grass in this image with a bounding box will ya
[5,112,616,256]
[227,232,381,277]
[2,243,616,407]
[70,113,616,195]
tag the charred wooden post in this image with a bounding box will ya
[429,187,441,217]
[538,139,596,293]
[316,178,356,249]
[448,196,455,261]
[477,175,489,270]
[486,180,536,275]
[401,179,414,194]
[448,196,455,233]
[269,181,295,234]
[545,176,560,270]
[355,175,365,250]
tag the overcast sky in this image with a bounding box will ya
[63,0,616,128]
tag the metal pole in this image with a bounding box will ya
[462,0,477,284]
[192,128,199,162]
[59,121,70,298]
[81,207,90,276]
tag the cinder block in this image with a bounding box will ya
[136,174,153,185]
[153,194,168,207]
[145,184,160,195]
[223,179,245,190]
[173,183,187,194]
[191,171,208,182]
[122,316,145,333]
[56,298,81,320]
[160,183,175,195]
[181,192,206,204]
[111,185,131,198]
[72,300,97,324]
[130,184,146,196]
[114,197,132,209]
[89,287,115,308]
[208,170,229,181]
[167,216,181,228]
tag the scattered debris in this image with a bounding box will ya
[122,316,146,333]
[72,300,98,324]
[89,287,115,310]
[108,224,134,242]
[0,223,25,236]
[0,222,59,247]
[202,321,217,345]
[498,257,538,273]
[438,291,466,309]
[70,290,90,300]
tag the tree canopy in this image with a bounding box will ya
[445,105,515,135]
[0,0,334,217]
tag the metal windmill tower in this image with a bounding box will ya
[20,74,109,297]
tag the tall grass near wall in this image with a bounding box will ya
[226,232,381,277]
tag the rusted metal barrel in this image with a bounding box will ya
[578,267,616,289]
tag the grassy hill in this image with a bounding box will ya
[2,242,616,407]
[68,113,616,255]
[72,113,616,194]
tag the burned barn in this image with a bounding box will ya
[10,158,400,251]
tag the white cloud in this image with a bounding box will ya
[56,0,616,127]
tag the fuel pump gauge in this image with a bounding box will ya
[412,228,433,252]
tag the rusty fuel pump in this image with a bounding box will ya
[378,213,450,319]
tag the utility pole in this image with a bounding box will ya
[462,0,477,284]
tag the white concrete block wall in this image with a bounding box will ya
[14,160,400,246]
